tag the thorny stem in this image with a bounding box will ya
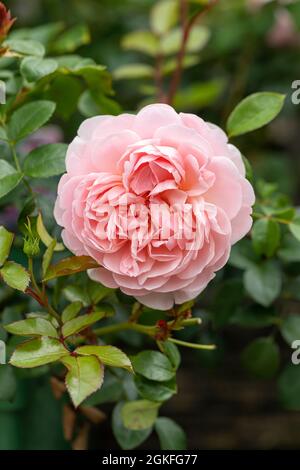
[28,257,40,295]
[93,317,211,350]
[9,140,33,195]
[9,141,21,172]
[93,321,156,337]
[252,212,290,225]
[167,0,219,105]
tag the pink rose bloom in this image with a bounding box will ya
[54,104,254,310]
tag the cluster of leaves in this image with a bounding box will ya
[194,93,300,412]
[113,0,223,108]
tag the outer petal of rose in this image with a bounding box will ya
[181,113,246,176]
[179,112,210,134]
[177,242,215,279]
[89,114,136,140]
[133,104,181,138]
[241,177,255,206]
[153,274,198,293]
[204,157,243,220]
[53,197,64,226]
[174,270,216,304]
[58,175,82,209]
[90,131,140,174]
[230,206,253,244]
[78,116,110,139]
[134,291,175,310]
[155,124,213,158]
[61,229,87,255]
[226,144,245,176]
[88,267,119,288]
[65,137,98,176]
[113,272,168,291]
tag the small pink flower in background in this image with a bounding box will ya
[267,8,300,48]
[54,104,255,310]
[20,125,63,155]
[247,0,296,13]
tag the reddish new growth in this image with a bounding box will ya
[155,319,170,341]
[0,2,15,41]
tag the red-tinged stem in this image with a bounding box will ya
[167,0,219,105]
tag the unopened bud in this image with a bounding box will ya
[23,235,40,257]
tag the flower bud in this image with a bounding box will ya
[23,235,40,257]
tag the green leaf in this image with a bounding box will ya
[53,24,90,53]
[230,306,277,328]
[76,345,132,372]
[4,39,45,57]
[131,351,175,382]
[280,315,300,346]
[289,216,300,242]
[161,25,210,55]
[78,90,101,117]
[72,64,110,94]
[0,366,17,401]
[87,281,113,304]
[112,402,152,450]
[23,143,67,178]
[134,375,177,402]
[155,417,187,450]
[54,54,94,69]
[11,22,64,45]
[63,285,90,306]
[229,239,259,270]
[0,261,30,292]
[37,213,64,252]
[227,92,285,137]
[121,31,159,56]
[43,255,98,281]
[8,100,56,142]
[241,337,280,379]
[150,0,178,35]
[174,80,224,110]
[278,365,300,410]
[0,226,14,267]
[252,219,280,257]
[244,261,281,307]
[84,373,122,406]
[163,55,199,75]
[20,56,58,82]
[61,311,105,338]
[159,341,181,369]
[113,64,154,80]
[213,278,244,327]
[273,207,295,222]
[42,239,56,277]
[10,337,68,368]
[18,196,36,234]
[278,234,300,262]
[5,318,58,338]
[0,160,22,199]
[46,74,83,120]
[62,301,82,323]
[121,400,160,431]
[62,355,103,408]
